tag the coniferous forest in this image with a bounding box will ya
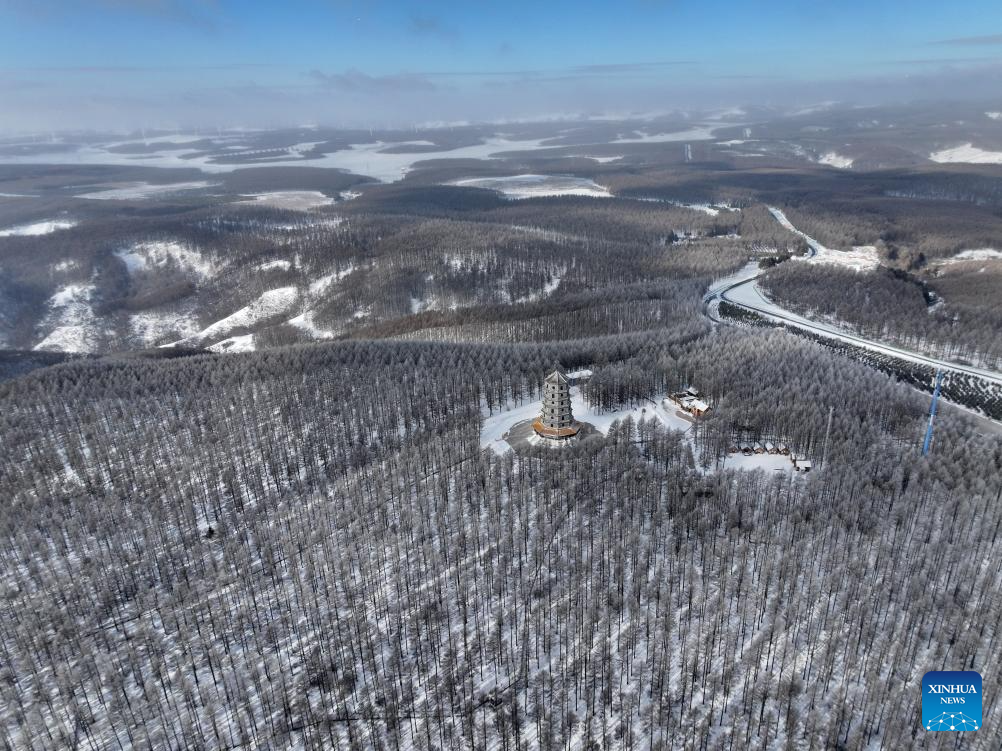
[2,111,1002,750]
[2,323,1001,749]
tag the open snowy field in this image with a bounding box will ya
[115,240,218,279]
[721,452,794,473]
[0,218,77,236]
[0,135,550,183]
[77,181,217,200]
[171,287,299,348]
[236,190,336,211]
[451,174,611,199]
[32,283,101,352]
[929,143,1002,165]
[480,386,693,454]
[817,152,854,168]
[938,248,1002,265]
[612,126,716,143]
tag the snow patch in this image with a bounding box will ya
[256,259,292,272]
[33,283,100,352]
[288,309,337,340]
[181,287,299,345]
[116,240,217,279]
[208,334,256,353]
[938,248,1002,265]
[986,112,1002,121]
[129,310,199,346]
[768,207,879,271]
[309,265,355,295]
[722,453,793,473]
[817,152,854,169]
[236,190,335,211]
[612,126,716,144]
[577,155,623,163]
[451,174,611,199]
[929,143,1002,165]
[0,219,77,236]
[77,181,216,200]
[515,271,563,303]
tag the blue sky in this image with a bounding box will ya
[1,0,1001,131]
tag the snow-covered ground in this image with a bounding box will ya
[612,126,716,143]
[720,452,793,473]
[577,155,623,163]
[33,283,101,352]
[817,152,854,169]
[718,272,1002,385]
[115,240,217,279]
[704,209,1002,386]
[0,192,36,198]
[207,334,256,353]
[629,196,739,216]
[938,248,1002,265]
[768,206,879,271]
[179,287,299,346]
[672,200,737,217]
[451,174,611,199]
[255,259,292,272]
[77,181,216,200]
[705,261,760,299]
[481,387,693,455]
[0,218,77,236]
[515,271,563,303]
[287,309,337,340]
[129,310,199,347]
[929,143,1002,165]
[236,191,335,211]
[987,112,1002,121]
[308,265,355,295]
[0,126,727,182]
[106,134,208,147]
[0,135,551,183]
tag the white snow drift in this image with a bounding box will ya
[929,143,1002,165]
[817,152,854,169]
[0,219,77,237]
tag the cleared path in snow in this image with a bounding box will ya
[704,208,1002,388]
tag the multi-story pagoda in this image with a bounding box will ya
[533,368,580,440]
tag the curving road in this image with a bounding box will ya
[704,209,1002,387]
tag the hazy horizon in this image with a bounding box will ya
[2,0,1002,133]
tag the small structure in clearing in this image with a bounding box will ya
[667,386,711,417]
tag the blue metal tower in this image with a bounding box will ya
[922,369,944,457]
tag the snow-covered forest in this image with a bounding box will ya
[3,111,1002,749]
[1,323,1000,749]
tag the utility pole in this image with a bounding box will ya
[922,370,945,457]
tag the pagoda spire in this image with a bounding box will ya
[533,365,580,440]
